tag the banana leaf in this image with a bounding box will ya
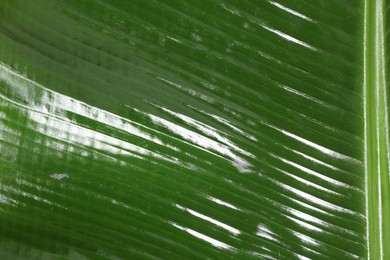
[0,0,389,259]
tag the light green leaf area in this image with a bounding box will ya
[0,0,388,259]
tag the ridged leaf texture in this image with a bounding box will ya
[0,0,389,259]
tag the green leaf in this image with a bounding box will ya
[0,0,388,259]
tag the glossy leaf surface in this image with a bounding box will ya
[0,0,389,259]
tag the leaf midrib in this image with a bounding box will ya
[364,0,390,259]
